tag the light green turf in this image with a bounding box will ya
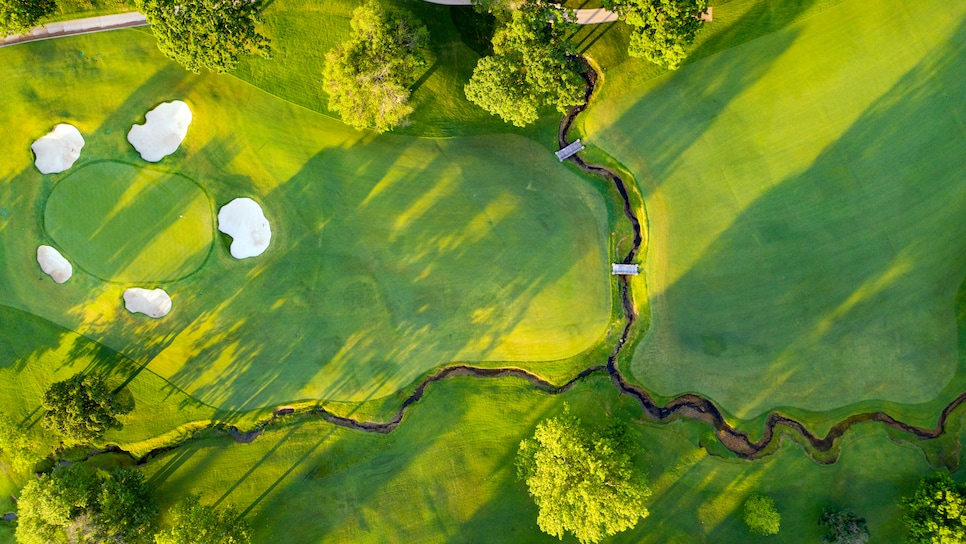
[136,374,943,542]
[44,161,214,282]
[0,29,612,410]
[583,0,966,418]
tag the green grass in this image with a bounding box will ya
[0,28,612,412]
[0,304,226,518]
[132,373,942,542]
[44,161,214,282]
[232,0,563,139]
[582,0,966,418]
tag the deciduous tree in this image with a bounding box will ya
[903,472,966,543]
[0,0,55,37]
[322,0,430,132]
[42,373,122,445]
[154,493,251,544]
[464,0,585,127]
[819,507,870,544]
[136,0,271,73]
[603,0,708,69]
[15,464,94,544]
[98,468,157,543]
[470,0,512,20]
[0,413,35,472]
[15,465,157,544]
[743,493,781,536]
[516,409,650,544]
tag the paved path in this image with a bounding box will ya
[1,12,147,47]
[0,2,617,48]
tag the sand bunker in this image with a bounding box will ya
[218,198,272,259]
[127,101,192,162]
[31,124,85,174]
[36,245,72,283]
[123,288,172,318]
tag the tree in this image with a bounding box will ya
[0,413,35,472]
[516,409,650,544]
[154,494,251,544]
[819,508,870,544]
[464,0,585,127]
[0,0,55,37]
[470,0,513,20]
[97,468,158,543]
[603,0,708,69]
[743,493,781,536]
[903,472,966,543]
[16,465,157,544]
[136,0,270,73]
[322,1,429,132]
[42,373,122,445]
[15,464,95,544]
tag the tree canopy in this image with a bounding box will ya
[154,494,251,544]
[42,373,122,445]
[15,465,157,544]
[470,0,513,20]
[820,508,871,544]
[743,494,781,536]
[136,0,271,73]
[0,0,55,37]
[603,0,708,69]
[0,413,35,472]
[464,0,585,127]
[516,409,650,544]
[322,0,430,133]
[903,472,966,543]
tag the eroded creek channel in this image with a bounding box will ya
[77,62,966,471]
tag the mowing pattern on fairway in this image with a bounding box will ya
[585,0,966,417]
[44,160,213,282]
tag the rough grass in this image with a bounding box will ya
[135,374,941,542]
[583,0,966,418]
[0,29,612,412]
[44,161,214,282]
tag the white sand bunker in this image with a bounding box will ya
[32,124,85,174]
[218,198,272,259]
[123,288,172,318]
[37,245,72,283]
[127,101,192,162]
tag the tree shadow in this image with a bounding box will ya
[635,14,966,417]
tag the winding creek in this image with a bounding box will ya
[67,60,966,471]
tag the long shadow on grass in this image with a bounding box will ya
[593,0,819,185]
[634,15,966,418]
[155,131,604,412]
[239,378,560,542]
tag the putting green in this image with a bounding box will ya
[44,161,213,282]
[585,0,966,417]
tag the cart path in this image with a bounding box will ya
[0,12,147,47]
[0,4,617,48]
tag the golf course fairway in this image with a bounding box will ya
[585,0,966,418]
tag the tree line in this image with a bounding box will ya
[1,0,712,131]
